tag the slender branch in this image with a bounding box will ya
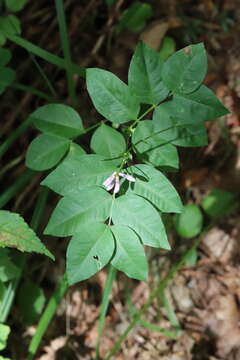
[55,0,77,107]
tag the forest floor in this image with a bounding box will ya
[1,0,240,359]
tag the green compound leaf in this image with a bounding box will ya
[0,249,20,282]
[128,42,169,105]
[0,210,54,259]
[67,223,115,284]
[111,225,148,281]
[0,15,21,35]
[112,194,170,249]
[154,85,229,127]
[128,164,183,213]
[30,104,84,139]
[44,186,112,237]
[153,106,208,147]
[41,154,117,196]
[0,67,16,94]
[6,0,28,12]
[132,120,179,169]
[117,2,152,33]
[0,48,11,66]
[174,204,203,238]
[87,68,140,124]
[0,324,10,351]
[17,280,46,325]
[162,43,207,94]
[26,134,70,171]
[91,123,126,158]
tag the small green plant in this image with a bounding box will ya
[0,2,230,357]
[24,42,228,286]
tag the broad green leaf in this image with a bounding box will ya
[0,324,10,351]
[0,66,15,92]
[153,85,229,126]
[6,0,27,12]
[68,142,86,157]
[26,134,70,171]
[0,282,7,305]
[91,123,126,158]
[128,42,169,105]
[201,189,236,218]
[41,154,117,196]
[0,249,20,282]
[44,186,112,236]
[0,15,21,35]
[132,120,179,169]
[0,48,11,66]
[67,223,115,284]
[153,106,208,147]
[174,204,203,238]
[127,164,182,213]
[111,225,148,280]
[87,68,140,124]
[112,194,170,249]
[0,210,54,259]
[30,104,84,139]
[159,36,176,61]
[162,43,207,94]
[17,280,45,325]
[0,32,6,46]
[117,2,152,33]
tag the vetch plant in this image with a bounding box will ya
[7,40,228,358]
[26,41,228,286]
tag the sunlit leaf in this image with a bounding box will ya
[128,164,183,213]
[111,225,148,280]
[67,223,115,284]
[112,194,170,249]
[0,211,54,259]
[87,68,140,124]
[44,186,112,236]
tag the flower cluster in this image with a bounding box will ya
[103,171,135,194]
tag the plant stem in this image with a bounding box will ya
[27,274,69,360]
[0,117,33,159]
[96,265,117,359]
[4,33,85,78]
[0,187,49,323]
[30,55,58,99]
[0,169,35,208]
[104,228,209,360]
[55,0,77,107]
[130,104,156,131]
[10,82,54,102]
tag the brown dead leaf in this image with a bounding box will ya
[139,21,169,50]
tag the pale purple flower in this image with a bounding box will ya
[103,171,135,194]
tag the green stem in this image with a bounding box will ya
[104,229,209,360]
[130,104,156,131]
[30,55,58,98]
[10,82,54,102]
[55,0,77,107]
[0,117,33,159]
[27,274,69,360]
[0,155,23,179]
[96,265,117,359]
[0,188,49,323]
[4,33,85,78]
[0,169,35,208]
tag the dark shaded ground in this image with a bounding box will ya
[1,0,240,359]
